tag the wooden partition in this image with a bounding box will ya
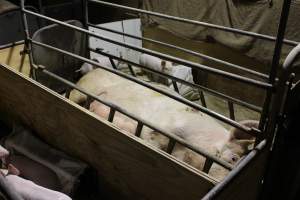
[0,64,216,199]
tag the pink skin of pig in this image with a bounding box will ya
[70,68,255,181]
[0,145,72,200]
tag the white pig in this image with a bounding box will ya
[139,54,173,85]
[69,68,255,180]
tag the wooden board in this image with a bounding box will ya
[0,64,215,199]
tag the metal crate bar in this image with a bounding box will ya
[202,139,267,200]
[89,47,262,113]
[23,9,273,90]
[258,0,293,134]
[0,41,24,50]
[31,39,258,136]
[35,64,234,170]
[87,23,269,80]
[88,0,299,47]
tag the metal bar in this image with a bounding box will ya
[202,140,267,200]
[199,90,207,108]
[127,64,136,77]
[90,48,262,113]
[30,39,258,135]
[109,57,117,69]
[24,9,272,90]
[135,122,143,137]
[172,80,180,93]
[36,65,234,170]
[166,139,176,154]
[203,158,214,174]
[108,108,116,122]
[228,102,235,121]
[258,0,293,136]
[0,41,24,50]
[88,23,269,80]
[88,0,299,47]
[20,1,36,80]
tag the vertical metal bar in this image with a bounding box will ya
[172,80,180,93]
[85,96,94,109]
[108,108,116,122]
[109,57,118,69]
[203,158,214,173]
[135,122,143,137]
[199,90,207,108]
[127,64,136,76]
[258,0,292,139]
[228,101,235,120]
[20,0,36,80]
[82,0,90,59]
[167,139,176,154]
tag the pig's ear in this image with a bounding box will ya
[235,139,255,151]
[230,120,259,141]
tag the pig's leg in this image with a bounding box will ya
[89,100,137,134]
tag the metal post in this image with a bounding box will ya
[20,0,36,80]
[258,0,292,142]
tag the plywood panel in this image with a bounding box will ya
[0,64,215,200]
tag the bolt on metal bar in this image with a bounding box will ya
[258,0,293,134]
[88,0,298,47]
[23,9,272,90]
[35,65,234,170]
[90,47,262,113]
[88,22,269,80]
[202,139,267,200]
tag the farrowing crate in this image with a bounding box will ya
[0,0,299,199]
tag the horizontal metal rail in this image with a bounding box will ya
[33,64,234,170]
[89,0,299,47]
[30,38,260,136]
[0,40,24,50]
[88,22,269,80]
[24,8,273,90]
[202,139,267,200]
[89,47,262,113]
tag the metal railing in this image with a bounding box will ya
[15,0,297,196]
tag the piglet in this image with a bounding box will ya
[5,175,72,200]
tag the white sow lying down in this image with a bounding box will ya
[69,68,256,181]
[0,145,71,200]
